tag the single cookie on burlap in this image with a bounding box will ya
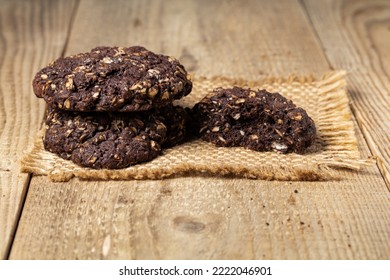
[33,46,192,112]
[192,87,316,154]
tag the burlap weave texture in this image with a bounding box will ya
[21,71,368,182]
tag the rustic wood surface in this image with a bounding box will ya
[303,0,390,188]
[0,0,78,258]
[1,0,389,259]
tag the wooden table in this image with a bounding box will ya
[1,0,389,260]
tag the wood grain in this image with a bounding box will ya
[0,172,29,258]
[8,0,390,259]
[66,0,330,78]
[303,0,390,188]
[0,0,78,259]
[10,169,390,259]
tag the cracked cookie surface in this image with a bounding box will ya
[43,106,188,169]
[33,46,192,112]
[192,87,316,154]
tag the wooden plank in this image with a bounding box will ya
[0,0,78,169]
[9,161,390,259]
[65,0,330,78]
[10,0,390,259]
[303,0,390,188]
[0,172,29,259]
[0,0,78,259]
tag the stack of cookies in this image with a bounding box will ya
[33,46,192,169]
[33,46,317,170]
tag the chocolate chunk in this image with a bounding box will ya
[192,87,316,153]
[33,46,192,112]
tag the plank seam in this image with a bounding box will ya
[3,174,31,260]
[4,0,82,259]
[298,0,388,190]
[61,0,81,58]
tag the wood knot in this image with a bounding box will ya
[173,216,206,233]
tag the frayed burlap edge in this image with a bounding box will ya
[20,70,373,182]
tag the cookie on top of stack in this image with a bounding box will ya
[33,46,192,169]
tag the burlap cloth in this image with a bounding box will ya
[21,70,370,182]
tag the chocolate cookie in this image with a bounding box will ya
[33,46,192,112]
[43,106,188,169]
[192,87,316,154]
